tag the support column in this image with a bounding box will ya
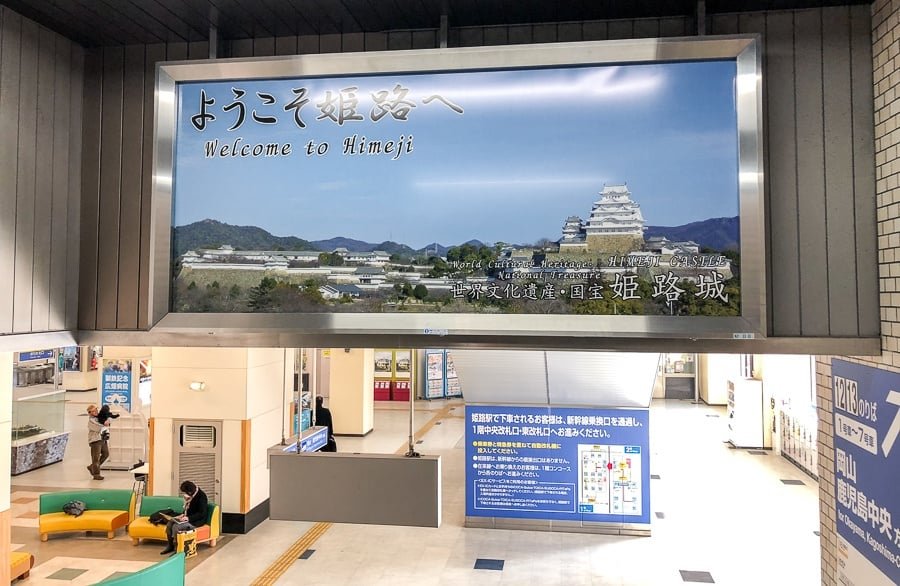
[149,347,292,534]
[328,348,374,436]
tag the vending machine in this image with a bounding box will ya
[727,378,765,448]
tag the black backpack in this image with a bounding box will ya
[62,500,87,517]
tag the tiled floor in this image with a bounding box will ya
[10,397,821,585]
[184,399,821,586]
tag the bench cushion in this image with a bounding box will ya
[10,551,33,578]
[129,518,211,543]
[39,510,130,534]
[127,517,166,541]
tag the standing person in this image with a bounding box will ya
[315,396,337,452]
[161,480,208,555]
[85,404,109,480]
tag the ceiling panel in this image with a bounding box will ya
[1,0,872,47]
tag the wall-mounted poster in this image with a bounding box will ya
[88,346,103,371]
[425,350,446,400]
[445,351,462,398]
[101,359,132,413]
[61,347,81,372]
[154,38,764,343]
[394,350,412,380]
[374,350,393,377]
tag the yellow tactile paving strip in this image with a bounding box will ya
[250,521,332,586]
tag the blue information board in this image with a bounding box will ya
[465,405,650,525]
[299,427,328,452]
[832,360,900,586]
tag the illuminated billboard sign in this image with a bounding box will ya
[151,38,765,344]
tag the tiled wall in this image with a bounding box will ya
[817,1,899,583]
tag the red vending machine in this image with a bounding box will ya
[393,380,410,402]
[374,379,391,401]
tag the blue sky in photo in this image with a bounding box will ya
[173,60,740,249]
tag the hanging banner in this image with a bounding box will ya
[831,359,900,586]
[101,359,132,413]
[465,405,650,525]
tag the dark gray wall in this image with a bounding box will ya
[0,7,83,336]
[76,7,879,341]
[269,451,441,527]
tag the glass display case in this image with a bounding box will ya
[11,390,69,475]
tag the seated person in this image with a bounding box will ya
[161,480,208,555]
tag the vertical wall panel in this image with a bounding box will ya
[95,46,124,329]
[167,42,187,61]
[483,26,508,46]
[508,25,532,45]
[30,27,55,332]
[49,36,71,330]
[320,33,342,53]
[766,12,802,335]
[557,23,583,42]
[299,34,320,53]
[188,40,208,59]
[532,24,558,43]
[363,32,385,52]
[0,8,22,333]
[607,20,633,39]
[116,45,145,329]
[850,4,879,337]
[12,19,38,332]
[795,9,829,336]
[274,35,297,55]
[458,27,484,47]
[66,47,83,330]
[343,32,365,52]
[582,21,607,41]
[632,19,659,39]
[659,17,688,37]
[79,48,102,330]
[138,44,166,329]
[822,7,859,336]
[229,38,253,57]
[411,30,435,50]
[710,14,739,35]
[253,37,275,56]
[387,31,412,50]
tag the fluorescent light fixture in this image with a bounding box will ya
[189,381,206,391]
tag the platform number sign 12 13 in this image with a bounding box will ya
[835,375,859,416]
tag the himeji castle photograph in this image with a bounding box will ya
[169,59,742,316]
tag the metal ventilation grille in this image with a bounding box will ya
[181,425,216,448]
[178,452,216,500]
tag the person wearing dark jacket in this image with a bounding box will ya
[315,396,337,452]
[161,480,208,555]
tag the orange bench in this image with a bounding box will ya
[11,551,34,581]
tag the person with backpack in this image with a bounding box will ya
[160,480,208,555]
[85,404,110,480]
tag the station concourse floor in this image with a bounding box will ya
[10,396,821,585]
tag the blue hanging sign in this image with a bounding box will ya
[18,349,54,361]
[832,359,900,586]
[101,359,132,413]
